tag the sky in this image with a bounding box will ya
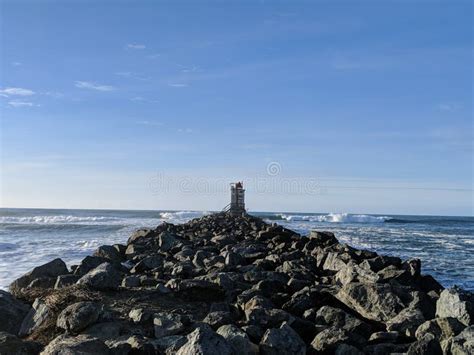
[0,0,472,215]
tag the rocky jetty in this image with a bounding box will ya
[1,212,473,354]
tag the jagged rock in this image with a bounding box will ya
[0,290,30,335]
[10,258,68,295]
[152,335,187,354]
[77,262,122,290]
[124,244,145,259]
[19,298,51,337]
[335,343,364,354]
[154,313,185,339]
[309,231,338,246]
[315,306,371,337]
[203,312,234,329]
[322,252,351,271]
[121,275,140,288]
[436,288,474,326]
[407,333,442,355]
[368,331,404,344]
[27,277,56,289]
[41,334,109,355]
[93,245,123,262]
[336,282,407,322]
[364,342,410,354]
[449,326,474,354]
[311,327,359,353]
[259,321,306,355]
[0,332,42,355]
[335,262,379,285]
[386,307,425,337]
[415,317,465,340]
[127,228,155,245]
[54,274,79,289]
[128,308,152,324]
[159,231,179,252]
[73,256,109,276]
[217,324,257,355]
[82,322,122,340]
[56,302,101,334]
[130,254,164,274]
[176,324,232,355]
[175,279,224,301]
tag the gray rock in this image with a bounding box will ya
[368,331,403,344]
[40,334,109,355]
[450,326,474,355]
[407,333,442,355]
[54,275,79,289]
[73,256,108,276]
[159,231,179,252]
[130,255,164,273]
[19,298,51,337]
[77,262,122,290]
[176,324,232,355]
[10,258,68,295]
[27,277,56,289]
[129,308,152,324]
[154,313,185,339]
[121,275,140,288]
[0,331,42,355]
[335,262,379,285]
[152,335,187,355]
[93,245,123,262]
[386,307,425,337]
[335,344,364,355]
[336,282,407,322]
[260,322,306,355]
[436,288,474,326]
[309,231,338,246]
[217,324,257,355]
[315,305,371,337]
[0,290,30,335]
[82,322,122,340]
[311,327,356,353]
[56,302,101,334]
[203,312,233,330]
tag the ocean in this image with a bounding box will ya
[0,208,473,291]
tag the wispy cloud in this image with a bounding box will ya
[11,62,22,67]
[74,81,116,92]
[126,43,146,50]
[169,83,189,88]
[147,53,161,59]
[178,64,201,73]
[115,72,150,81]
[437,103,462,111]
[130,96,159,103]
[0,87,35,96]
[8,100,36,108]
[136,120,163,127]
[178,128,193,133]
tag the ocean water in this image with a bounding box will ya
[0,208,473,291]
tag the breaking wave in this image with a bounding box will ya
[279,213,389,223]
[159,211,210,221]
[0,215,120,224]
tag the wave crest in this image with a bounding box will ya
[280,213,389,223]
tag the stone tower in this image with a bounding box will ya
[230,182,245,216]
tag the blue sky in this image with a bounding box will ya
[1,0,472,215]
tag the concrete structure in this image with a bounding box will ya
[229,182,245,215]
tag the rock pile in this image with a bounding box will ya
[1,212,473,354]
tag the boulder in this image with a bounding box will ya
[93,245,123,262]
[73,256,109,276]
[0,332,42,355]
[153,335,187,355]
[19,298,51,337]
[450,326,474,355]
[159,231,179,252]
[56,302,101,334]
[176,324,232,355]
[129,308,152,324]
[336,282,407,322]
[217,324,257,355]
[407,333,442,355]
[203,312,234,330]
[315,306,371,337]
[77,263,122,290]
[130,255,164,273]
[54,275,79,289]
[436,287,474,326]
[259,321,306,355]
[0,290,30,335]
[335,262,379,285]
[311,327,358,353]
[309,231,338,246]
[40,334,109,355]
[154,313,185,339]
[386,307,425,337]
[10,258,68,295]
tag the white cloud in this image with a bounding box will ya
[0,87,35,96]
[169,83,189,88]
[74,81,116,91]
[8,101,35,107]
[130,96,159,103]
[126,43,146,50]
[115,72,150,81]
[136,120,163,127]
[437,103,462,111]
[11,62,22,66]
[178,128,193,133]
